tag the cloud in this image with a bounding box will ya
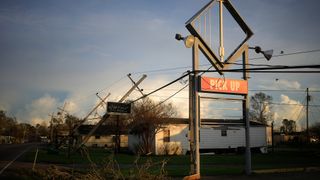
[276,79,301,90]
[258,79,301,90]
[273,94,305,131]
[16,94,61,125]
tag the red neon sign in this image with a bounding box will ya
[200,76,248,95]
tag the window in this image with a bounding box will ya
[221,130,227,137]
[163,129,170,142]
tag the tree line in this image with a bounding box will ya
[1,92,319,148]
[0,110,48,143]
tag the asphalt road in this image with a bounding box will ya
[0,143,38,174]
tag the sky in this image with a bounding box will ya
[0,0,320,130]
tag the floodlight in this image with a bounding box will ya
[249,46,273,61]
[175,33,195,48]
[175,33,183,41]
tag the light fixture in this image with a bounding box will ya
[249,46,273,61]
[175,33,195,48]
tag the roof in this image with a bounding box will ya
[77,125,128,136]
[166,118,267,127]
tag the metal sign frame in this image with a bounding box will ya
[184,1,253,177]
[185,0,253,69]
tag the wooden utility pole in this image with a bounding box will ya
[115,74,145,153]
[76,74,146,150]
[72,93,111,135]
[49,112,54,144]
[242,45,251,175]
[306,88,310,143]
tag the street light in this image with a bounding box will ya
[249,46,273,61]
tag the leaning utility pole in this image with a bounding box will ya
[72,93,111,135]
[114,74,145,153]
[76,74,146,149]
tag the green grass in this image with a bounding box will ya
[20,146,320,177]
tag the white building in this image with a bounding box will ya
[129,118,270,155]
[76,125,128,148]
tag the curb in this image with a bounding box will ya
[253,167,320,174]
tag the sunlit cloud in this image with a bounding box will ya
[17,94,61,125]
[273,94,305,131]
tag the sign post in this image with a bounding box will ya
[179,0,254,177]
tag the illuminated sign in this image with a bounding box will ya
[200,76,248,95]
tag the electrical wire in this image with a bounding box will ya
[130,48,320,75]
[249,49,320,61]
[130,71,191,104]
[97,75,127,94]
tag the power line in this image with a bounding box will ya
[249,49,320,61]
[131,48,320,75]
[250,89,320,93]
[97,75,127,94]
[194,64,320,73]
[131,71,191,103]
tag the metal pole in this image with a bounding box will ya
[306,88,310,143]
[242,45,251,175]
[189,74,195,173]
[192,37,201,175]
[219,0,224,62]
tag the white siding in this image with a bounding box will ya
[155,124,189,155]
[128,124,268,155]
[250,127,267,147]
[84,135,128,148]
[200,127,245,149]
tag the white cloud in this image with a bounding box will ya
[273,94,305,131]
[258,79,301,90]
[276,79,301,90]
[16,94,61,125]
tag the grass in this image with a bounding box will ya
[19,145,320,177]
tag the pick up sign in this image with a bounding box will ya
[200,76,248,95]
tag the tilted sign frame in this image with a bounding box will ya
[185,0,253,70]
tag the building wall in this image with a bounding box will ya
[155,124,189,155]
[83,135,128,148]
[128,124,268,155]
[200,126,244,149]
[157,125,267,155]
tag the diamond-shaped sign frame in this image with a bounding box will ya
[185,0,253,70]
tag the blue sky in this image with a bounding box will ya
[0,0,320,130]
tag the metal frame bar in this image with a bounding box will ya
[185,0,253,70]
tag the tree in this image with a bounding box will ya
[280,119,296,134]
[0,110,18,141]
[64,114,81,157]
[106,114,131,154]
[129,98,176,154]
[249,92,273,125]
